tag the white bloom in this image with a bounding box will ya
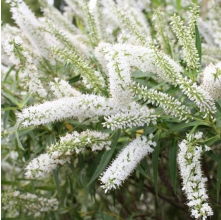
[97,43,182,106]
[177,133,213,219]
[9,0,55,58]
[103,106,157,130]
[25,153,70,179]
[178,77,216,115]
[100,135,156,192]
[1,33,47,98]
[199,62,221,100]
[98,43,214,114]
[2,190,59,217]
[48,130,111,156]
[171,13,200,69]
[49,78,81,98]
[18,95,118,126]
[40,0,79,35]
[130,83,191,121]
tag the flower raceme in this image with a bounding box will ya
[48,130,111,156]
[199,62,221,100]
[103,106,157,130]
[100,134,156,192]
[130,83,191,121]
[177,132,213,220]
[25,130,111,179]
[2,0,221,219]
[25,153,70,179]
[2,190,59,218]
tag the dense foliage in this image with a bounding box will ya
[1,0,221,219]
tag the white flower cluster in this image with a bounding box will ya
[114,4,150,46]
[177,132,213,220]
[98,43,182,106]
[1,34,47,97]
[103,106,157,130]
[2,190,59,218]
[18,40,217,126]
[152,10,172,55]
[118,3,150,36]
[188,3,200,35]
[48,130,111,156]
[171,13,200,69]
[53,47,106,93]
[39,0,79,35]
[7,0,55,58]
[178,77,216,115]
[88,0,104,41]
[130,83,191,121]
[64,0,85,23]
[18,95,116,126]
[82,0,100,47]
[199,62,221,100]
[25,153,70,179]
[99,43,215,115]
[2,1,221,219]
[49,78,81,98]
[100,134,156,192]
[1,35,23,66]
[25,130,111,179]
[44,19,90,58]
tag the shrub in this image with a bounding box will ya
[1,0,221,219]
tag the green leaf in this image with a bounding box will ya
[205,150,219,162]
[141,157,151,178]
[216,100,221,113]
[152,130,161,196]
[2,218,32,220]
[168,121,208,133]
[3,111,9,130]
[205,136,221,147]
[2,107,19,111]
[169,140,178,193]
[163,86,179,95]
[34,186,56,191]
[217,160,221,201]
[15,123,25,151]
[1,180,20,186]
[46,134,56,145]
[132,70,149,78]
[189,121,202,136]
[3,65,15,82]
[87,130,121,186]
[176,0,181,12]
[137,165,150,179]
[138,175,144,199]
[69,74,81,84]
[19,94,31,108]
[195,24,202,65]
[2,92,19,106]
[53,169,60,193]
[73,209,84,220]
[128,213,135,220]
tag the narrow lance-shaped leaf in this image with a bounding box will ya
[87,130,121,186]
[152,130,161,196]
[195,24,202,65]
[217,160,221,202]
[169,139,178,193]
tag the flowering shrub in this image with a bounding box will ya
[1,0,221,219]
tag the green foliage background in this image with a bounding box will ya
[1,0,221,220]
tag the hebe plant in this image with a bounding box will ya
[1,0,221,219]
